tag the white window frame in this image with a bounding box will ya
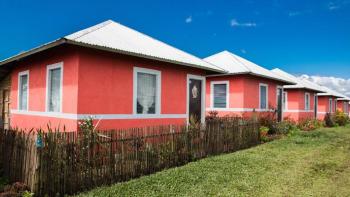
[259,83,269,110]
[329,98,333,113]
[305,92,310,110]
[133,67,161,116]
[46,62,63,113]
[210,81,229,109]
[283,91,288,110]
[17,70,29,111]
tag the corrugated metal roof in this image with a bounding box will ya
[271,68,325,92]
[0,20,225,73]
[317,86,345,98]
[204,51,295,84]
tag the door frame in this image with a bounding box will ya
[276,86,283,122]
[187,74,206,124]
[314,95,318,118]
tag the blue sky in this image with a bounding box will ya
[0,0,349,78]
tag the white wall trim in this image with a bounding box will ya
[46,62,63,113]
[11,110,187,120]
[206,108,275,112]
[284,109,314,113]
[17,70,29,111]
[210,80,229,109]
[133,66,161,115]
[187,74,206,124]
[259,83,268,110]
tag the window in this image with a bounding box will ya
[46,63,63,112]
[18,71,29,110]
[305,93,310,110]
[211,81,229,108]
[134,67,161,114]
[329,98,333,113]
[259,84,268,110]
[282,92,288,110]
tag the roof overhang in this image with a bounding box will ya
[282,86,325,93]
[317,93,343,98]
[206,72,296,85]
[0,39,225,74]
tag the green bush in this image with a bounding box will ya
[298,118,324,131]
[275,119,298,134]
[257,112,278,134]
[324,113,336,127]
[334,110,350,126]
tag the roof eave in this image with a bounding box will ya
[283,86,325,93]
[207,71,296,85]
[0,38,67,67]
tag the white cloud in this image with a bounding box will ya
[185,16,192,23]
[288,11,301,17]
[299,75,350,97]
[328,2,340,10]
[230,19,256,27]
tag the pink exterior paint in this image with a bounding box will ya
[206,74,284,117]
[10,46,207,131]
[337,100,349,114]
[317,96,337,120]
[282,89,316,121]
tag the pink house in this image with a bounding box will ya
[0,20,224,131]
[204,51,295,120]
[336,97,350,114]
[316,86,344,120]
[271,68,325,121]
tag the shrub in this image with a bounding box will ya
[334,110,349,126]
[324,113,336,127]
[275,119,298,134]
[257,112,278,134]
[298,118,323,131]
[259,126,269,137]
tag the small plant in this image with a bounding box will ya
[298,118,323,131]
[259,126,269,137]
[206,111,219,121]
[22,190,34,197]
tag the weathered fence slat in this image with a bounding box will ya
[0,118,260,196]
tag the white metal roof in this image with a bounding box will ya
[0,20,225,73]
[271,68,325,92]
[317,85,345,98]
[64,20,224,72]
[204,51,295,84]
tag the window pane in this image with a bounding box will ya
[305,94,310,110]
[213,84,227,108]
[48,68,61,112]
[19,75,28,110]
[260,86,267,109]
[137,72,157,114]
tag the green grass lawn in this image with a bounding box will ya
[76,126,350,197]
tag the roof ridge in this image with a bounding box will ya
[66,20,113,40]
[224,51,252,73]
